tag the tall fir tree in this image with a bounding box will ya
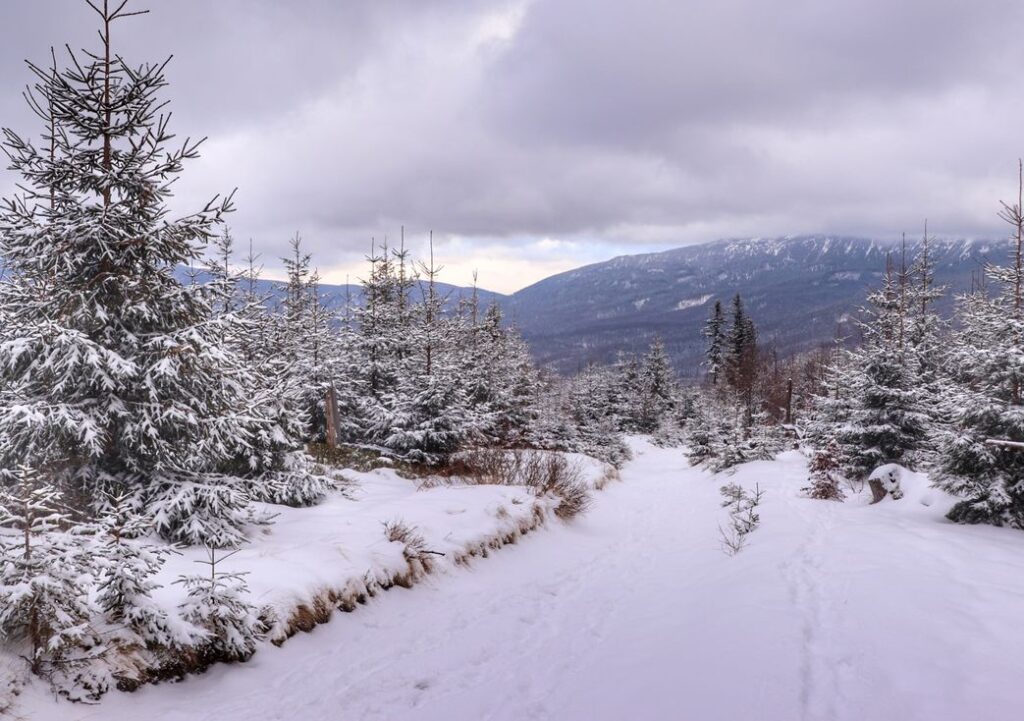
[0,1,296,544]
[937,167,1024,527]
[703,300,726,386]
[837,259,928,478]
[724,294,759,411]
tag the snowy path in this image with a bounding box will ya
[19,440,1024,721]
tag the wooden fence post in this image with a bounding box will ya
[325,384,340,448]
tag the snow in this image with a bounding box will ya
[148,454,609,639]
[868,462,905,493]
[674,294,713,311]
[829,271,862,281]
[13,439,1024,720]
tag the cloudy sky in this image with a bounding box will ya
[1,0,1023,293]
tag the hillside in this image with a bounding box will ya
[507,235,996,374]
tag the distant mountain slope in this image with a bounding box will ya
[309,279,505,313]
[506,235,998,376]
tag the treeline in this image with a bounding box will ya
[232,233,543,464]
[677,292,827,471]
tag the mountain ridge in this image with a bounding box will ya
[505,234,999,374]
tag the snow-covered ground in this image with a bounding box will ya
[14,439,1024,720]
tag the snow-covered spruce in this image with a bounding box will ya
[0,1,310,546]
[685,398,785,473]
[807,240,939,481]
[93,493,199,655]
[0,466,105,700]
[175,548,267,666]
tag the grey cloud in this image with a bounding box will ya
[484,0,1024,146]
[1,0,1023,291]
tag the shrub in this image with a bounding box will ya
[718,483,765,555]
[383,520,430,561]
[449,449,592,520]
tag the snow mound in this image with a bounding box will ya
[3,448,613,701]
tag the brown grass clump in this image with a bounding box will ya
[446,449,592,520]
[592,466,619,491]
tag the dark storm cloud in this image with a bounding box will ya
[1,0,1023,292]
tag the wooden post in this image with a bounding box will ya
[324,385,340,448]
[784,377,793,424]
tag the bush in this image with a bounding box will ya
[449,449,592,520]
[383,519,431,561]
[687,408,785,473]
[718,483,764,555]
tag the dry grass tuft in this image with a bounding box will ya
[447,449,592,520]
[593,466,620,491]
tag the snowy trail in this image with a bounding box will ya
[19,440,1024,721]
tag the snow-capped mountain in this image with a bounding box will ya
[505,235,998,374]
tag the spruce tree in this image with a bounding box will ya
[613,353,645,431]
[384,238,472,462]
[937,168,1024,527]
[802,440,846,501]
[175,548,265,664]
[838,261,927,478]
[0,1,298,544]
[903,230,949,466]
[635,336,678,432]
[463,303,542,446]
[206,233,326,508]
[906,231,946,385]
[0,466,101,692]
[806,333,862,454]
[724,294,759,411]
[352,241,416,446]
[276,235,336,441]
[703,299,726,385]
[93,492,197,651]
